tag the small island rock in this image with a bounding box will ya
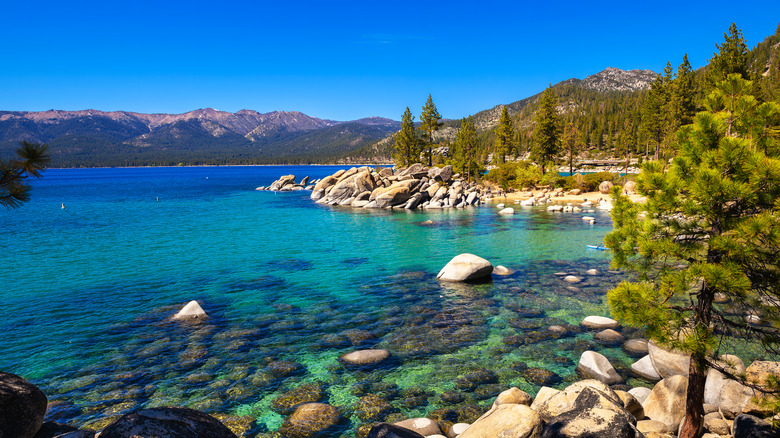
[173,300,207,320]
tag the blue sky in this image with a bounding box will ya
[2,1,778,121]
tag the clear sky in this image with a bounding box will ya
[2,1,778,121]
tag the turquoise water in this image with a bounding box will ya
[0,166,633,435]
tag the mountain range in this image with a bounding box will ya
[0,67,656,167]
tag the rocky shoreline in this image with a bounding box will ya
[4,253,778,438]
[258,164,487,210]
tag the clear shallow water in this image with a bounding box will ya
[0,166,633,436]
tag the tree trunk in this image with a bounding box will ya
[679,356,706,438]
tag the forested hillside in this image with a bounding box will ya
[353,23,780,167]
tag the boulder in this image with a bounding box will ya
[393,418,441,436]
[458,404,542,438]
[576,351,622,384]
[623,338,649,356]
[498,207,514,215]
[173,300,207,320]
[615,390,644,420]
[642,375,688,432]
[0,372,47,438]
[623,180,637,194]
[535,380,621,423]
[594,329,625,345]
[631,355,662,381]
[743,360,780,416]
[269,174,296,191]
[628,387,652,404]
[428,165,453,183]
[732,414,776,438]
[492,387,532,407]
[437,254,493,282]
[563,275,582,284]
[647,341,690,378]
[636,419,670,434]
[540,386,641,438]
[704,354,746,407]
[100,407,238,438]
[703,411,730,435]
[449,423,471,436]
[492,266,515,276]
[312,176,339,198]
[718,379,754,419]
[599,181,614,194]
[530,387,560,412]
[375,187,411,208]
[367,423,424,438]
[338,349,390,367]
[278,403,341,438]
[271,383,325,415]
[581,316,618,329]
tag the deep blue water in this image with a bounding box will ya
[0,166,632,435]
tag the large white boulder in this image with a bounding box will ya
[437,254,493,282]
[577,351,622,384]
[631,355,662,381]
[642,375,688,432]
[647,341,690,378]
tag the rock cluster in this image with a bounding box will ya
[256,174,315,191]
[308,164,485,210]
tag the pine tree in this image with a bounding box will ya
[419,94,442,167]
[0,141,50,209]
[605,74,780,438]
[493,106,516,164]
[668,54,697,129]
[562,119,580,175]
[452,116,481,183]
[641,73,670,160]
[392,107,421,167]
[707,23,749,88]
[531,85,561,174]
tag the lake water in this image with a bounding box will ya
[0,166,635,436]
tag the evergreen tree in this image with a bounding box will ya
[707,23,749,88]
[668,54,697,130]
[493,106,516,164]
[641,73,669,160]
[0,141,50,209]
[452,116,481,182]
[562,119,579,175]
[419,94,442,167]
[531,85,561,174]
[605,74,780,438]
[392,107,421,167]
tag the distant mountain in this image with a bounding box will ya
[559,67,657,92]
[0,108,400,166]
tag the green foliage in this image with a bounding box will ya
[451,116,482,182]
[0,141,50,208]
[531,86,561,173]
[493,106,516,164]
[419,94,442,166]
[484,161,541,189]
[605,75,780,438]
[392,107,421,167]
[707,22,750,87]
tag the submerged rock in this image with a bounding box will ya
[278,403,341,438]
[100,407,237,438]
[339,349,391,367]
